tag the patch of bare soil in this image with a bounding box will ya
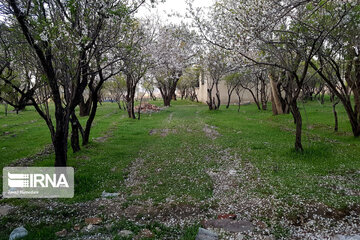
[93,121,119,143]
[203,124,221,140]
[149,128,177,137]
[124,157,146,194]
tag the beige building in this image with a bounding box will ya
[195,73,255,105]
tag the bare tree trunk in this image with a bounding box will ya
[260,76,267,110]
[137,93,145,120]
[54,117,69,167]
[70,112,80,153]
[4,103,7,116]
[79,95,92,117]
[236,89,241,112]
[127,99,135,119]
[126,86,136,119]
[181,90,185,100]
[330,93,339,132]
[117,101,122,110]
[149,91,156,101]
[82,98,98,145]
[269,73,284,115]
[270,91,278,115]
[206,88,213,110]
[314,84,324,101]
[290,101,303,152]
[159,76,180,107]
[163,96,171,106]
[226,93,231,109]
[239,82,261,110]
[333,102,339,132]
[320,89,325,104]
[226,87,235,109]
[215,83,221,109]
[82,65,107,145]
[343,102,360,137]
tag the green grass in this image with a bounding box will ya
[204,100,360,208]
[0,99,359,239]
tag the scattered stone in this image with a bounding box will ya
[101,191,119,198]
[110,167,117,172]
[195,228,218,240]
[138,229,154,238]
[202,219,254,233]
[85,217,102,225]
[228,170,237,175]
[149,129,157,135]
[217,214,237,220]
[93,136,109,143]
[118,230,134,237]
[73,224,81,231]
[9,226,28,240]
[255,221,267,229]
[262,236,275,240]
[0,204,13,217]
[236,233,244,240]
[81,224,100,233]
[331,235,360,240]
[55,229,67,238]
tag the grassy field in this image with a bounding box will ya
[0,99,359,239]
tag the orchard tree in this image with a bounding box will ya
[224,72,240,109]
[105,75,127,110]
[234,67,268,111]
[150,24,198,106]
[142,75,157,101]
[204,47,232,110]
[189,0,351,151]
[307,2,360,137]
[0,0,152,166]
[178,65,200,101]
[119,19,154,119]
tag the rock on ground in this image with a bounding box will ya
[0,205,13,217]
[202,219,254,233]
[9,226,28,240]
[196,228,218,240]
[332,235,360,240]
[118,230,133,237]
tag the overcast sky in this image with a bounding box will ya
[135,0,214,24]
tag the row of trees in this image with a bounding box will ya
[0,0,200,166]
[189,0,360,151]
[1,0,359,165]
